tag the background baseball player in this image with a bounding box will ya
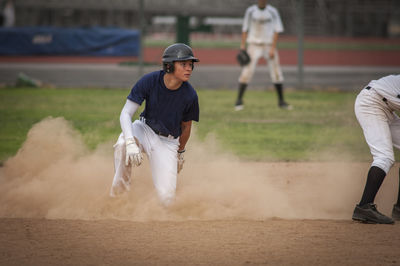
[110,43,200,206]
[352,74,400,224]
[235,0,291,111]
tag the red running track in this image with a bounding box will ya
[1,46,399,66]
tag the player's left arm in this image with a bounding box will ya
[177,120,192,173]
[178,120,192,152]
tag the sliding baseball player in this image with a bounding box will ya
[110,43,200,206]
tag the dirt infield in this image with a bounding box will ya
[1,218,399,266]
[1,117,400,265]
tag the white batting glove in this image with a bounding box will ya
[177,149,185,174]
[125,138,143,167]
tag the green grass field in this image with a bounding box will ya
[1,87,398,164]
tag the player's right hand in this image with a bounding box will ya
[125,138,143,167]
[177,150,185,173]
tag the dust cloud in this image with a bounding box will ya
[0,117,398,221]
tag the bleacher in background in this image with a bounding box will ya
[10,0,400,38]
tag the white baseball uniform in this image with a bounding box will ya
[239,4,284,84]
[111,119,180,205]
[355,74,400,174]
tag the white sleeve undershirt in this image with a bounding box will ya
[120,99,140,140]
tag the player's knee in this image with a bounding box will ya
[271,76,284,84]
[373,156,394,174]
[239,76,250,84]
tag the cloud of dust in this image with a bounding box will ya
[0,117,397,221]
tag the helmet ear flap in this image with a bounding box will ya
[163,62,174,73]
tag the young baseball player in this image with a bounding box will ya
[110,43,200,206]
[235,0,291,111]
[352,74,400,224]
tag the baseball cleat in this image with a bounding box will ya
[279,101,293,110]
[392,204,400,221]
[235,104,244,111]
[352,203,394,224]
[235,99,244,111]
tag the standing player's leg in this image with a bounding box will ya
[352,89,394,224]
[235,83,247,111]
[390,113,400,220]
[235,44,262,110]
[267,48,291,109]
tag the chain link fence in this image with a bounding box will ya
[9,0,400,37]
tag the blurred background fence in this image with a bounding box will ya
[1,0,399,90]
[9,0,400,38]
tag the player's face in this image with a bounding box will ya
[258,0,267,8]
[173,60,194,82]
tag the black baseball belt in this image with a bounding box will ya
[153,128,176,139]
[140,117,177,139]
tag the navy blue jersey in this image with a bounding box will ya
[127,70,199,138]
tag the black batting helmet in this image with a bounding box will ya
[162,43,199,73]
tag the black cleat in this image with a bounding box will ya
[235,99,244,111]
[392,204,400,221]
[279,101,293,110]
[352,203,394,224]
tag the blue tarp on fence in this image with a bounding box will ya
[0,26,140,56]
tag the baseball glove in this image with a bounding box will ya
[236,49,250,66]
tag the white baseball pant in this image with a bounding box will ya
[355,87,400,174]
[238,43,284,84]
[110,120,180,205]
